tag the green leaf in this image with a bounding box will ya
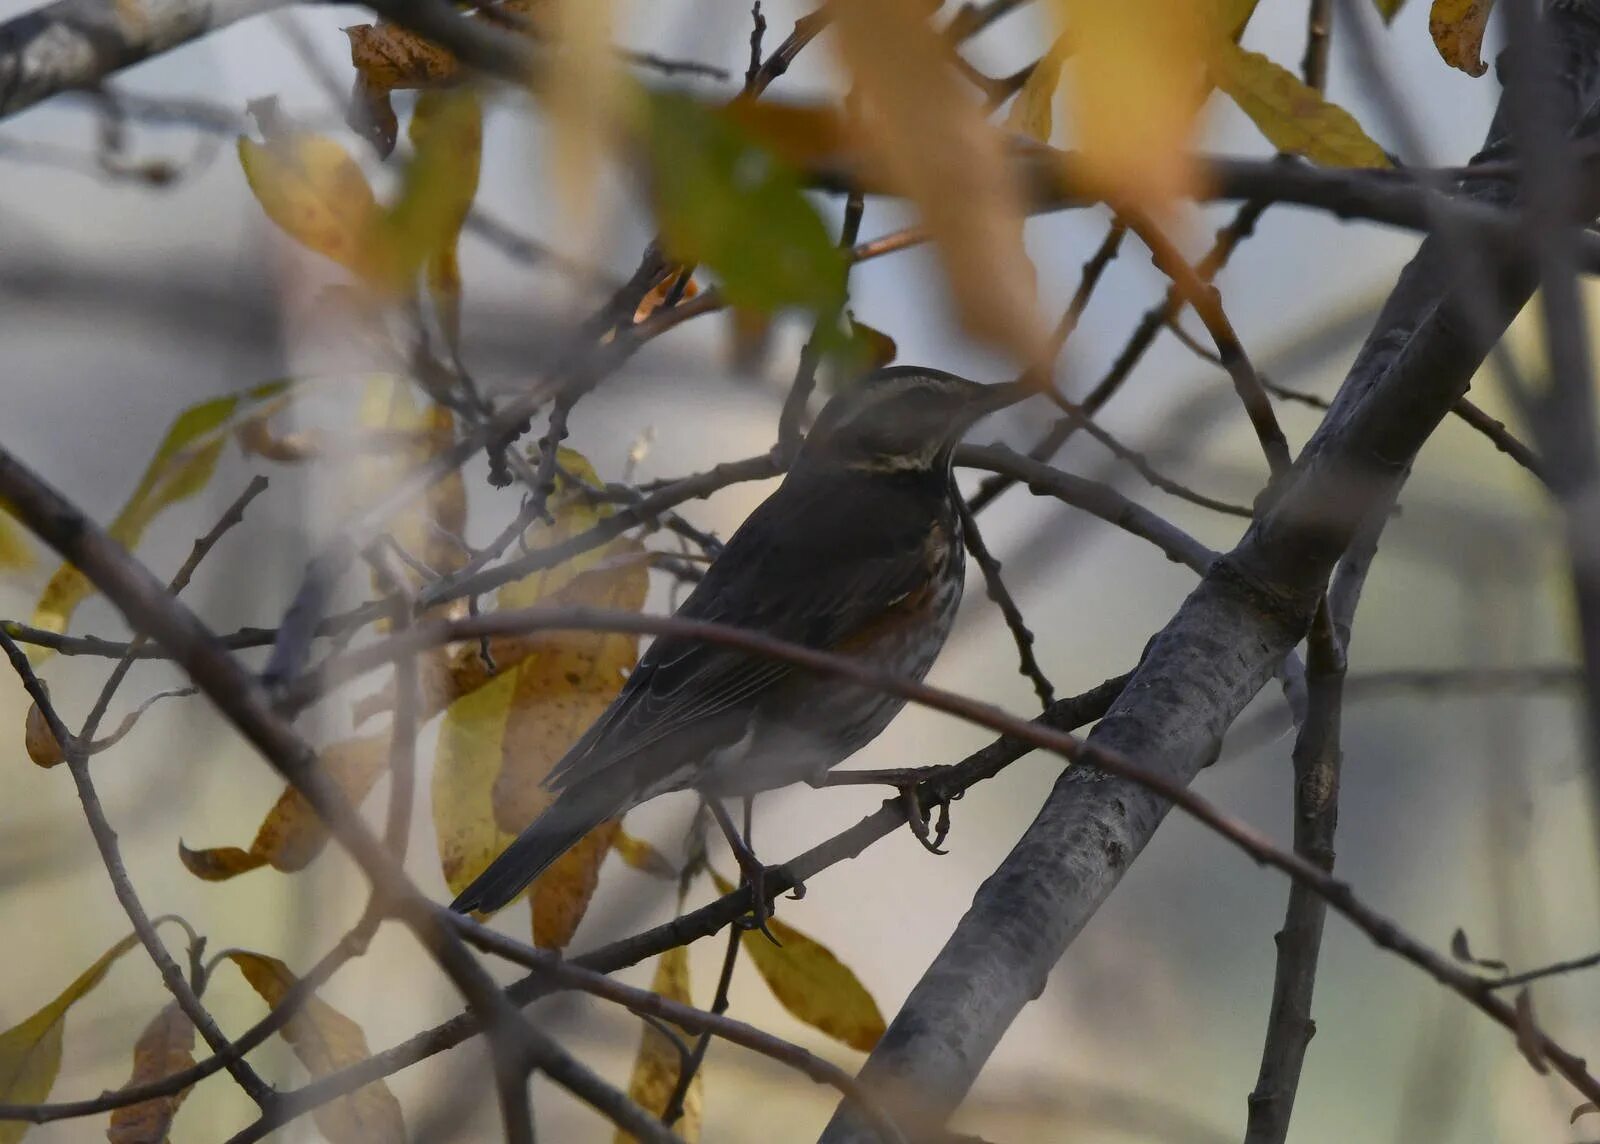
[29,380,289,653]
[0,933,142,1143]
[641,91,847,316]
[1374,0,1409,22]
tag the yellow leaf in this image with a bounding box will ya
[615,946,700,1144]
[612,829,677,879]
[1211,42,1391,168]
[1430,0,1493,76]
[432,449,649,947]
[1055,0,1208,217]
[1218,0,1263,40]
[179,734,390,881]
[0,510,32,571]
[713,872,886,1052]
[0,933,141,1144]
[427,245,464,359]
[633,268,700,325]
[388,89,482,295]
[1375,0,1410,23]
[1005,40,1068,143]
[345,22,460,92]
[29,381,289,657]
[544,0,623,238]
[238,133,384,280]
[226,953,405,1144]
[828,0,1047,364]
[107,1002,196,1144]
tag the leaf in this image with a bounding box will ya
[1211,42,1390,168]
[1430,0,1493,77]
[641,91,847,316]
[1448,927,1509,973]
[29,382,288,654]
[0,510,33,571]
[345,23,460,92]
[24,700,64,768]
[615,946,700,1144]
[613,829,677,879]
[1512,987,1550,1075]
[107,1002,197,1144]
[389,88,482,301]
[1005,40,1068,143]
[1374,0,1410,22]
[0,933,141,1144]
[179,734,391,881]
[829,0,1046,362]
[431,449,649,948]
[848,317,898,371]
[1054,0,1208,217]
[711,872,885,1052]
[1574,1101,1599,1125]
[545,0,622,232]
[226,952,405,1144]
[238,132,384,279]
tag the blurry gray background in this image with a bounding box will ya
[2,1,1593,1140]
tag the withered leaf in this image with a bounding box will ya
[1448,927,1509,973]
[179,734,390,881]
[24,700,64,768]
[226,952,405,1144]
[345,23,460,92]
[106,1002,197,1144]
[712,872,885,1052]
[615,946,700,1144]
[1429,0,1493,77]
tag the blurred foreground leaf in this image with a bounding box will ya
[106,1002,196,1144]
[616,946,701,1143]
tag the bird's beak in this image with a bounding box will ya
[953,379,1031,431]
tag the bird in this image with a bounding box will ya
[449,366,1025,919]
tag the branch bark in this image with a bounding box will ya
[818,4,1600,1140]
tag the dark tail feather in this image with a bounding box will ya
[449,787,616,914]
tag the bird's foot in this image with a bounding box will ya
[731,849,781,946]
[822,765,959,854]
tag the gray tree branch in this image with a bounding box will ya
[819,4,1600,1140]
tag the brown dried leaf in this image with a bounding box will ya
[1513,987,1550,1075]
[532,819,622,949]
[828,0,1047,364]
[1211,42,1390,168]
[345,23,460,92]
[179,734,390,881]
[615,946,700,1144]
[25,700,64,768]
[107,1002,197,1144]
[1429,0,1493,77]
[1574,1101,1599,1124]
[1054,0,1208,216]
[227,952,405,1144]
[712,872,885,1052]
[0,933,141,1144]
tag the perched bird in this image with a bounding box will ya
[450,367,1023,916]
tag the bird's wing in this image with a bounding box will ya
[543,472,939,796]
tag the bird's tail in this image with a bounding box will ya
[449,784,620,915]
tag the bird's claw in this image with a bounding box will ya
[901,778,956,855]
[732,852,782,946]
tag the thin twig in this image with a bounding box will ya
[955,495,1053,706]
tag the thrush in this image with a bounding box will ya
[450,367,1023,917]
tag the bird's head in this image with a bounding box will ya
[799,367,1026,475]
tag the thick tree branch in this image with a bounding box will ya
[819,5,1600,1140]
